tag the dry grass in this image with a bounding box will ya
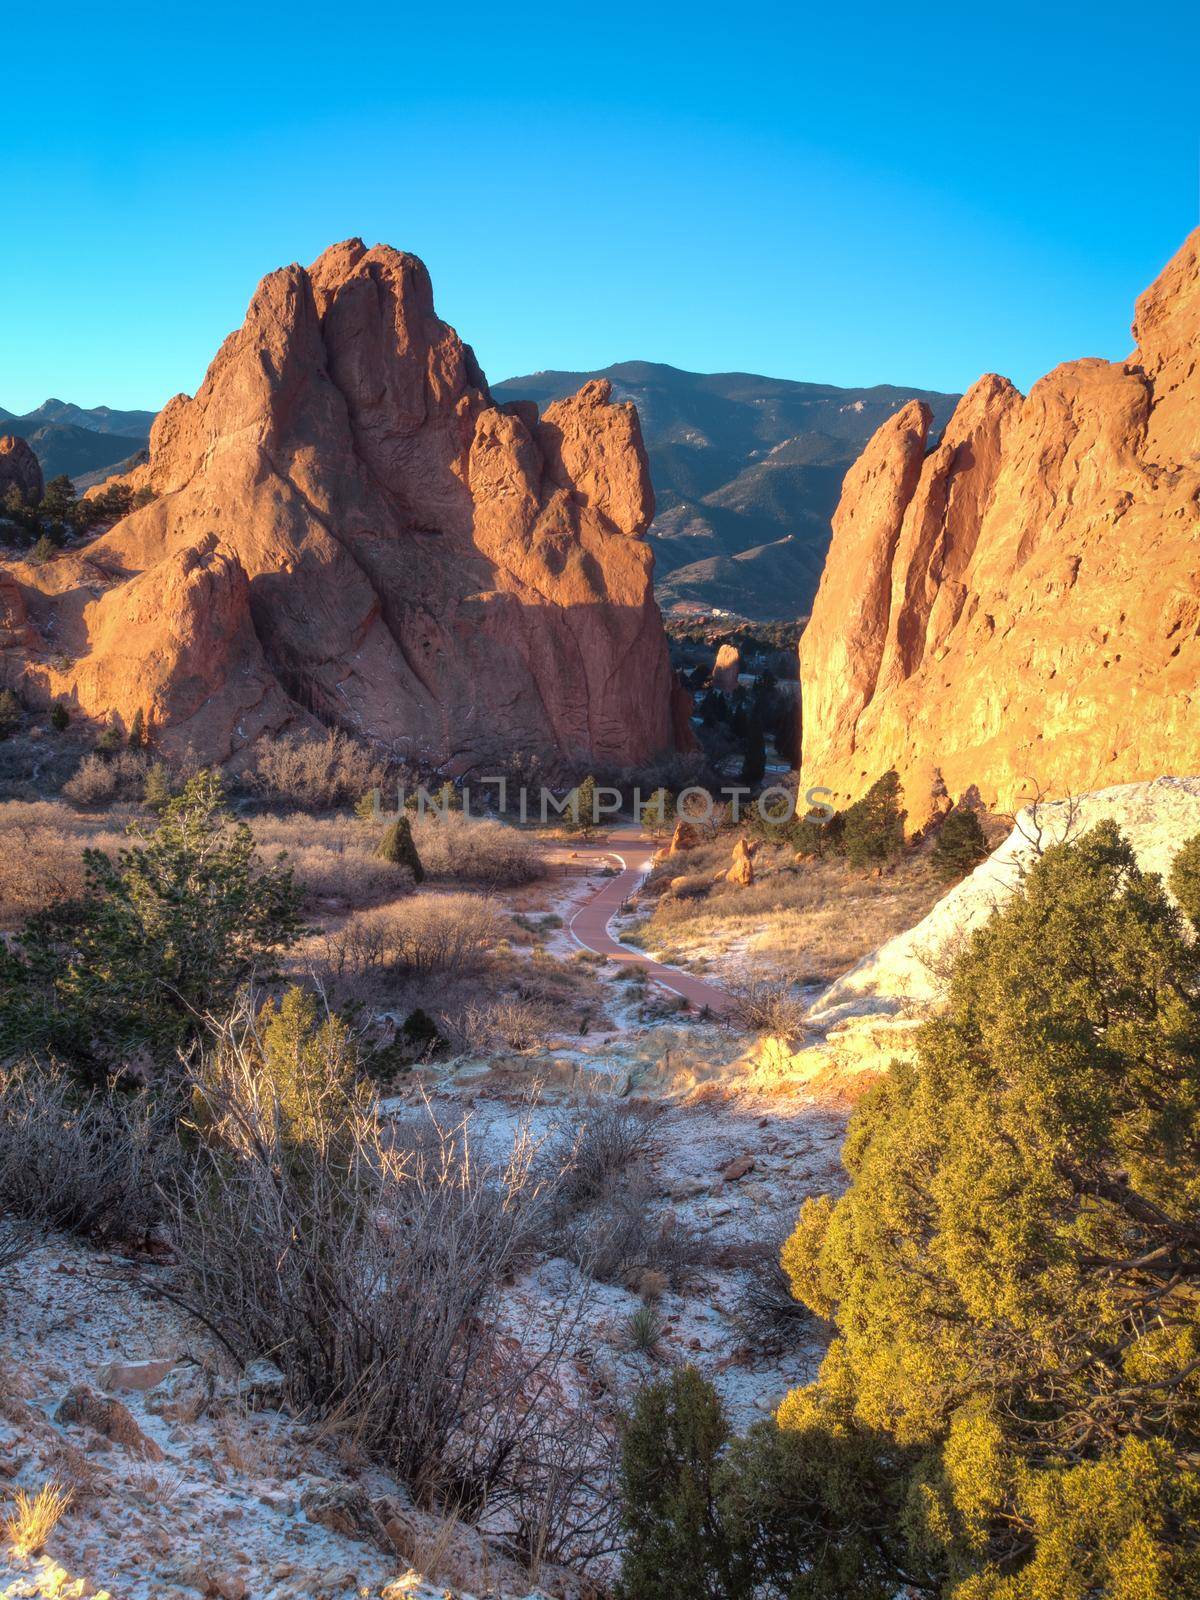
[410,812,545,888]
[248,812,403,906]
[0,800,134,927]
[0,800,544,929]
[638,836,949,984]
[3,1481,73,1557]
[244,729,391,811]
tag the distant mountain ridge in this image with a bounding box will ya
[0,399,154,482]
[494,361,960,619]
[5,363,962,618]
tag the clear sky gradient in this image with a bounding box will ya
[2,0,1198,414]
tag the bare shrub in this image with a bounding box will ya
[0,1063,175,1243]
[732,1232,814,1351]
[62,751,149,808]
[0,802,135,926]
[547,1101,659,1211]
[247,812,399,905]
[246,729,390,811]
[442,997,551,1056]
[346,894,504,975]
[162,1012,576,1512]
[503,1401,623,1574]
[556,1181,700,1289]
[726,976,809,1040]
[411,813,545,888]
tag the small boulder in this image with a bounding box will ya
[726,837,755,887]
[669,873,709,900]
[145,1360,216,1423]
[300,1480,394,1553]
[98,1358,176,1394]
[721,1155,756,1182]
[668,818,705,854]
[711,642,741,695]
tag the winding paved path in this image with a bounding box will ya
[554,826,736,1016]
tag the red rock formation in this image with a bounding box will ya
[800,228,1200,825]
[1,242,690,771]
[0,435,43,506]
[711,643,740,694]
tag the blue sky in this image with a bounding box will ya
[2,0,1197,414]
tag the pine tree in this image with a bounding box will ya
[616,1368,748,1600]
[49,701,69,732]
[0,689,22,740]
[930,806,988,878]
[641,787,674,834]
[0,770,304,1081]
[739,713,766,786]
[567,775,598,834]
[127,708,146,748]
[142,761,172,812]
[839,770,905,869]
[767,822,1200,1596]
[376,815,425,882]
[354,788,381,822]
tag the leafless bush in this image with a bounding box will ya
[547,1101,659,1211]
[246,730,390,812]
[0,1062,176,1243]
[555,1179,701,1289]
[62,751,149,808]
[161,1013,578,1513]
[441,997,551,1056]
[726,976,809,1040]
[502,1400,623,1574]
[411,813,545,888]
[334,894,504,976]
[732,1233,814,1351]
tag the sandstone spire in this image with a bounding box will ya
[1,242,690,770]
[800,228,1200,823]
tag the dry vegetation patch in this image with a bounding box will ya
[637,836,949,984]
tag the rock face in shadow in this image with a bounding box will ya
[800,228,1200,824]
[0,434,43,504]
[1,241,690,771]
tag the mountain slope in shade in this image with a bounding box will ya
[799,227,1200,826]
[0,400,155,485]
[494,361,960,619]
[2,421,147,481]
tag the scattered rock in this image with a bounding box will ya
[238,1357,286,1410]
[299,1481,394,1554]
[668,818,705,854]
[725,837,755,887]
[55,1384,165,1460]
[721,1155,756,1182]
[98,1358,177,1393]
[145,1360,216,1423]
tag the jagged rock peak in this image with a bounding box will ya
[0,242,687,771]
[800,227,1200,825]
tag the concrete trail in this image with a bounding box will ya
[554,826,736,1017]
